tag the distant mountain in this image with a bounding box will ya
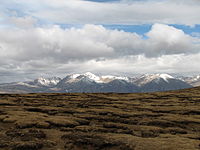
[0,77,61,93]
[56,72,138,93]
[32,77,61,87]
[0,72,193,93]
[56,73,100,93]
[98,79,139,93]
[132,74,192,92]
[180,75,200,87]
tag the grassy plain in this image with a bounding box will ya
[0,87,200,150]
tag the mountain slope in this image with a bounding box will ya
[133,74,192,92]
[180,75,200,87]
[98,79,139,93]
[0,77,61,93]
[56,73,138,93]
[0,73,193,93]
[32,77,61,87]
[56,74,99,93]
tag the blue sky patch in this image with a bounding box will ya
[58,23,200,37]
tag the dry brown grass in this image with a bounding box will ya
[0,87,200,149]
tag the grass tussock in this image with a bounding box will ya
[0,87,200,149]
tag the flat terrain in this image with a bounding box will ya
[0,87,200,150]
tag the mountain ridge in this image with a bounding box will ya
[0,72,197,93]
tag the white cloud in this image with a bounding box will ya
[8,16,37,28]
[2,0,199,26]
[145,24,197,57]
[0,0,200,82]
[0,23,199,82]
[72,53,200,76]
[0,24,199,62]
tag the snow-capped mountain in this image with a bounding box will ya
[0,77,61,93]
[132,74,192,92]
[100,75,129,83]
[56,73,99,93]
[56,72,138,93]
[59,72,102,84]
[0,72,194,93]
[180,75,200,87]
[59,72,129,84]
[14,77,61,88]
[132,74,174,86]
[32,77,61,87]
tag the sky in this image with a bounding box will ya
[0,0,200,82]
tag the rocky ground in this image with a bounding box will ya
[0,87,200,150]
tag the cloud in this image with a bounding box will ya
[8,16,37,28]
[145,24,197,57]
[0,23,199,82]
[0,0,200,82]
[1,0,200,26]
[0,25,114,63]
[0,24,199,63]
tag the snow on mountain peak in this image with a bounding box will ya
[68,72,102,83]
[70,74,81,79]
[35,77,61,86]
[36,78,50,86]
[67,72,175,85]
[144,74,173,80]
[84,72,96,76]
[136,73,174,86]
[67,72,129,83]
[158,74,174,82]
[101,75,129,82]
[83,72,101,82]
[194,75,200,81]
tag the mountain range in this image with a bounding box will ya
[0,72,199,93]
